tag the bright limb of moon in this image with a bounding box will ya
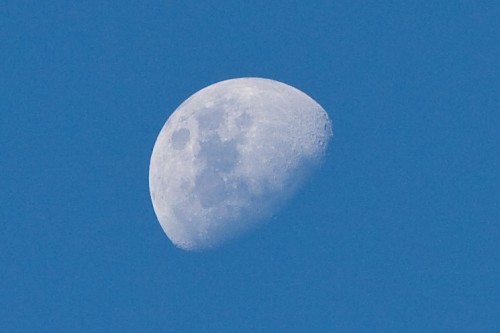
[149,77,332,250]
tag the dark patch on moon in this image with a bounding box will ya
[236,112,252,129]
[171,128,190,150]
[199,136,239,173]
[195,169,226,208]
[198,108,224,131]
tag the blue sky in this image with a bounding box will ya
[1,1,499,332]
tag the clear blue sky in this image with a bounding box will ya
[1,1,498,332]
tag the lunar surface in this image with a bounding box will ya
[149,77,332,250]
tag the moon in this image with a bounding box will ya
[149,77,332,250]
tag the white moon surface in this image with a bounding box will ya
[149,77,332,250]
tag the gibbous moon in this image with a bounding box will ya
[149,77,332,250]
